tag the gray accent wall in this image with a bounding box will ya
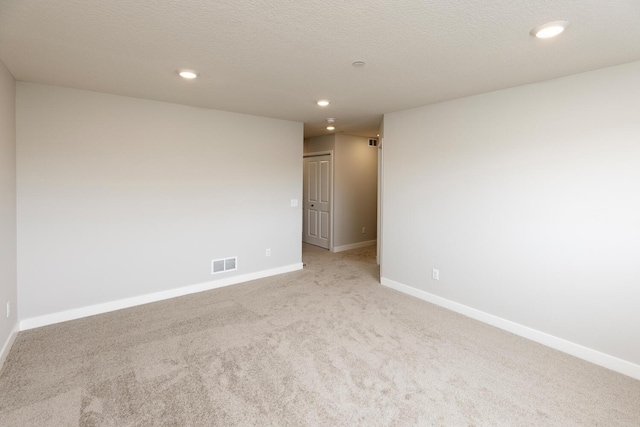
[333,134,377,247]
[0,59,17,349]
[382,61,640,366]
[17,83,303,320]
[304,135,335,154]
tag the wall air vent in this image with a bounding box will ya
[368,138,378,147]
[212,257,238,274]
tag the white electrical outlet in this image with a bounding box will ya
[290,199,298,207]
[432,269,440,280]
[266,248,271,257]
[6,301,10,318]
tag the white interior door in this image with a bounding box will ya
[303,155,331,249]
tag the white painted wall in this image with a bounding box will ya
[0,59,17,358]
[383,61,640,368]
[304,134,378,250]
[17,83,303,321]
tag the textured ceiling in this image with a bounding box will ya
[1,0,640,138]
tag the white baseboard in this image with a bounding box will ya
[331,239,377,253]
[381,277,640,381]
[20,263,304,331]
[0,322,19,373]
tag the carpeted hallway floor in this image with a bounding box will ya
[1,244,639,426]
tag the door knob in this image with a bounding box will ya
[311,204,314,207]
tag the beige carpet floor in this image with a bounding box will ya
[1,244,639,426]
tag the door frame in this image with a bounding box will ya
[377,138,383,267]
[303,151,334,251]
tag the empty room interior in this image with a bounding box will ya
[1,1,639,425]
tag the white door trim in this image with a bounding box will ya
[303,151,334,250]
[377,138,384,268]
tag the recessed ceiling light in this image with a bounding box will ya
[178,69,198,79]
[530,21,570,39]
[327,118,336,123]
[352,61,366,67]
[317,100,330,107]
[326,126,335,131]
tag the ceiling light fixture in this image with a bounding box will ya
[352,61,366,67]
[326,126,335,131]
[317,100,330,107]
[530,21,570,39]
[327,118,336,123]
[178,69,198,79]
